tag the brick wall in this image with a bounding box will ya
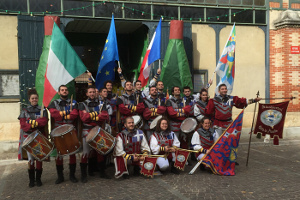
[269,28,300,112]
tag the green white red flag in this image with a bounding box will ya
[43,22,87,107]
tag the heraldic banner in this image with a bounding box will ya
[203,110,244,176]
[174,149,190,170]
[254,101,289,139]
[140,157,158,178]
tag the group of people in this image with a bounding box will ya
[18,68,261,187]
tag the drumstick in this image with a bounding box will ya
[158,97,161,106]
[183,98,185,108]
[40,103,44,118]
[70,94,73,111]
[137,94,139,105]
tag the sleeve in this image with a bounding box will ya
[194,104,204,122]
[156,105,166,115]
[114,135,127,157]
[118,104,132,115]
[191,131,202,151]
[106,104,113,116]
[118,73,126,88]
[149,135,160,155]
[233,96,248,109]
[140,133,150,154]
[142,88,149,98]
[205,99,215,116]
[143,107,152,120]
[183,105,192,116]
[97,110,109,122]
[167,106,179,118]
[69,108,79,120]
[36,117,48,128]
[135,102,145,114]
[79,110,92,123]
[19,118,32,133]
[48,108,63,121]
[172,132,180,148]
[149,73,160,87]
[213,130,220,143]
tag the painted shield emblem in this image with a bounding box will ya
[260,110,282,127]
[177,154,185,162]
[96,138,105,149]
[144,162,154,170]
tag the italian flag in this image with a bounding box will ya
[43,22,87,107]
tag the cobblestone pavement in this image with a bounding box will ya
[1,140,300,200]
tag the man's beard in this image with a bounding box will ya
[151,94,158,98]
[61,94,68,99]
[126,89,133,92]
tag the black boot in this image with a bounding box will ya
[133,165,140,176]
[55,165,64,184]
[28,169,35,188]
[35,169,43,187]
[80,163,88,183]
[170,162,180,175]
[88,157,97,176]
[98,161,111,179]
[69,164,78,183]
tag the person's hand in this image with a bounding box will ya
[133,154,139,162]
[208,79,213,85]
[157,68,161,74]
[206,150,211,154]
[138,155,145,161]
[117,67,122,74]
[87,72,92,77]
[255,98,262,102]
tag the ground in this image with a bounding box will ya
[0,139,300,200]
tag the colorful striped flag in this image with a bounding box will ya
[138,18,161,87]
[43,22,87,107]
[215,23,236,95]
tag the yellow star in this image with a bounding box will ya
[105,47,107,51]
[106,39,109,43]
[99,70,101,74]
[105,71,110,76]
[101,56,104,60]
[113,68,116,72]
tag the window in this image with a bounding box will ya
[0,70,19,99]
[193,70,208,93]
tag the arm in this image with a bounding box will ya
[156,105,166,115]
[149,135,160,155]
[117,68,126,88]
[143,107,152,121]
[205,99,215,116]
[35,117,48,128]
[194,104,205,122]
[172,132,180,148]
[48,108,63,121]
[97,110,109,122]
[233,96,248,109]
[191,131,203,151]
[140,133,150,154]
[19,118,32,132]
[183,105,192,116]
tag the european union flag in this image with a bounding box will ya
[95,14,119,89]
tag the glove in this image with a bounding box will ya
[89,111,99,119]
[92,116,99,121]
[64,115,71,120]
[28,120,38,128]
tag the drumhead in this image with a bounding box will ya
[132,115,141,125]
[86,126,100,142]
[22,130,40,147]
[150,115,162,130]
[180,118,197,133]
[51,124,74,137]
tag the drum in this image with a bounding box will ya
[132,115,143,129]
[86,126,116,155]
[150,115,163,130]
[50,124,80,156]
[22,130,54,161]
[180,117,198,134]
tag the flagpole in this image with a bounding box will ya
[189,109,244,175]
[246,91,259,167]
[260,97,295,100]
[118,61,121,69]
[86,70,95,82]
[159,59,161,70]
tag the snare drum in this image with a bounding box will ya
[50,124,80,156]
[180,118,198,134]
[132,115,143,129]
[22,130,54,161]
[150,115,163,130]
[86,126,116,155]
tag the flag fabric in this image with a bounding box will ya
[203,110,244,176]
[215,23,236,95]
[254,101,289,139]
[161,20,193,93]
[95,14,119,89]
[140,157,158,178]
[138,19,162,87]
[174,149,190,170]
[43,22,87,107]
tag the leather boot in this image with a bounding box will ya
[170,162,180,175]
[88,157,97,176]
[98,161,111,179]
[35,169,43,187]
[69,164,78,183]
[80,163,88,183]
[133,165,140,176]
[55,165,64,184]
[28,169,35,188]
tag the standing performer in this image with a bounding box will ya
[156,81,166,98]
[116,81,145,127]
[149,117,180,174]
[205,84,261,136]
[79,86,110,183]
[182,86,197,107]
[143,86,166,140]
[18,89,48,187]
[166,86,192,142]
[114,116,150,179]
[191,117,214,170]
[194,88,210,122]
[48,85,79,184]
[104,80,118,133]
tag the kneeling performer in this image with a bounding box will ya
[149,117,181,174]
[114,116,150,179]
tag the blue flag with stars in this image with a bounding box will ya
[95,14,119,89]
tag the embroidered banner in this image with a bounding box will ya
[140,157,158,178]
[174,149,190,171]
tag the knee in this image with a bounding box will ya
[159,164,170,171]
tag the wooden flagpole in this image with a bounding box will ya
[189,109,244,175]
[246,91,259,167]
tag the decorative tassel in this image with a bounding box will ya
[256,132,262,139]
[273,135,279,145]
[264,134,270,143]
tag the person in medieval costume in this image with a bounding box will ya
[78,86,110,183]
[113,116,150,179]
[18,89,48,187]
[48,85,79,184]
[149,117,181,174]
[191,117,214,171]
[143,86,166,140]
[194,88,211,122]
